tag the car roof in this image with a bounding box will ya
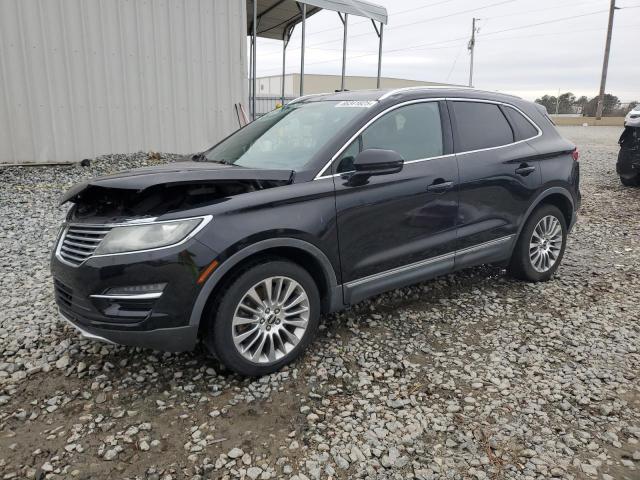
[294,87,523,104]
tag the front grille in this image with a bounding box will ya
[58,224,111,265]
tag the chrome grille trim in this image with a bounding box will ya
[57,225,111,266]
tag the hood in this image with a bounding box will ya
[60,162,294,205]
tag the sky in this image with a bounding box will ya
[253,0,640,103]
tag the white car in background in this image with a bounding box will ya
[625,105,640,127]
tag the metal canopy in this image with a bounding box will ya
[247,0,387,40]
[247,0,388,120]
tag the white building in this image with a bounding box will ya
[0,0,247,164]
[257,73,455,98]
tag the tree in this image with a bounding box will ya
[535,92,576,114]
[535,95,557,114]
[574,96,589,114]
[582,94,620,116]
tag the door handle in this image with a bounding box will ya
[427,180,454,193]
[515,164,536,176]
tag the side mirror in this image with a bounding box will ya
[352,149,404,180]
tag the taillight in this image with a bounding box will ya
[571,148,580,162]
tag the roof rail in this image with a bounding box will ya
[378,85,473,101]
[288,92,332,105]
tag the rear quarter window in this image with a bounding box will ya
[452,101,514,152]
[503,106,539,141]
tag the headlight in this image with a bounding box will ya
[94,217,207,255]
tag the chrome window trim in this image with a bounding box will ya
[315,98,446,180]
[449,98,543,155]
[313,97,542,180]
[55,215,213,267]
[345,235,515,288]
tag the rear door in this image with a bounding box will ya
[448,100,542,262]
[330,100,459,303]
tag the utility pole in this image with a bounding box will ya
[596,0,619,119]
[468,18,478,88]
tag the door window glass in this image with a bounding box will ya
[503,106,539,141]
[336,102,444,172]
[452,101,514,151]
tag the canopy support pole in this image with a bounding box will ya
[372,20,383,88]
[281,31,291,106]
[300,3,306,96]
[339,13,348,91]
[251,0,257,120]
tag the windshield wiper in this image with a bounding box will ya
[191,153,231,165]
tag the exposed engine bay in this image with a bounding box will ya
[60,162,295,222]
[70,179,285,220]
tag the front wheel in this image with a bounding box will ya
[508,204,567,282]
[205,259,320,376]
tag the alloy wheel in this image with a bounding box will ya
[231,276,310,364]
[529,215,563,273]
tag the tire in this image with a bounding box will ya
[205,258,321,376]
[508,204,567,282]
[620,175,640,187]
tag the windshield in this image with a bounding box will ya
[204,101,373,170]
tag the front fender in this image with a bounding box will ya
[188,237,342,331]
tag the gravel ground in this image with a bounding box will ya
[0,127,638,480]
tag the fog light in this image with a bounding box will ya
[106,284,166,295]
[90,283,167,300]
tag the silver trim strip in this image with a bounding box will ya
[346,250,455,288]
[89,292,164,300]
[59,311,116,344]
[345,235,514,288]
[314,97,542,180]
[55,215,213,267]
[455,235,515,256]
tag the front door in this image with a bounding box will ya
[331,100,459,304]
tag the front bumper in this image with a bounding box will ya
[617,148,640,178]
[59,311,198,352]
[51,237,218,352]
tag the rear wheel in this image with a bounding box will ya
[508,204,567,282]
[620,175,640,187]
[206,259,320,376]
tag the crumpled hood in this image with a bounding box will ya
[60,162,294,205]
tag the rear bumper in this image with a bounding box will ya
[60,310,198,352]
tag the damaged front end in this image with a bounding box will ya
[50,162,295,351]
[617,126,640,186]
[60,162,294,222]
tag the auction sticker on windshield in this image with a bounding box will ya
[335,100,376,108]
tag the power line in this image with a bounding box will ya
[301,0,517,49]
[484,0,603,20]
[478,9,610,37]
[258,19,639,76]
[303,0,459,38]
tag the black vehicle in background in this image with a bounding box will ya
[51,87,581,376]
[617,110,640,186]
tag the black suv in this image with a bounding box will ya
[52,88,581,376]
